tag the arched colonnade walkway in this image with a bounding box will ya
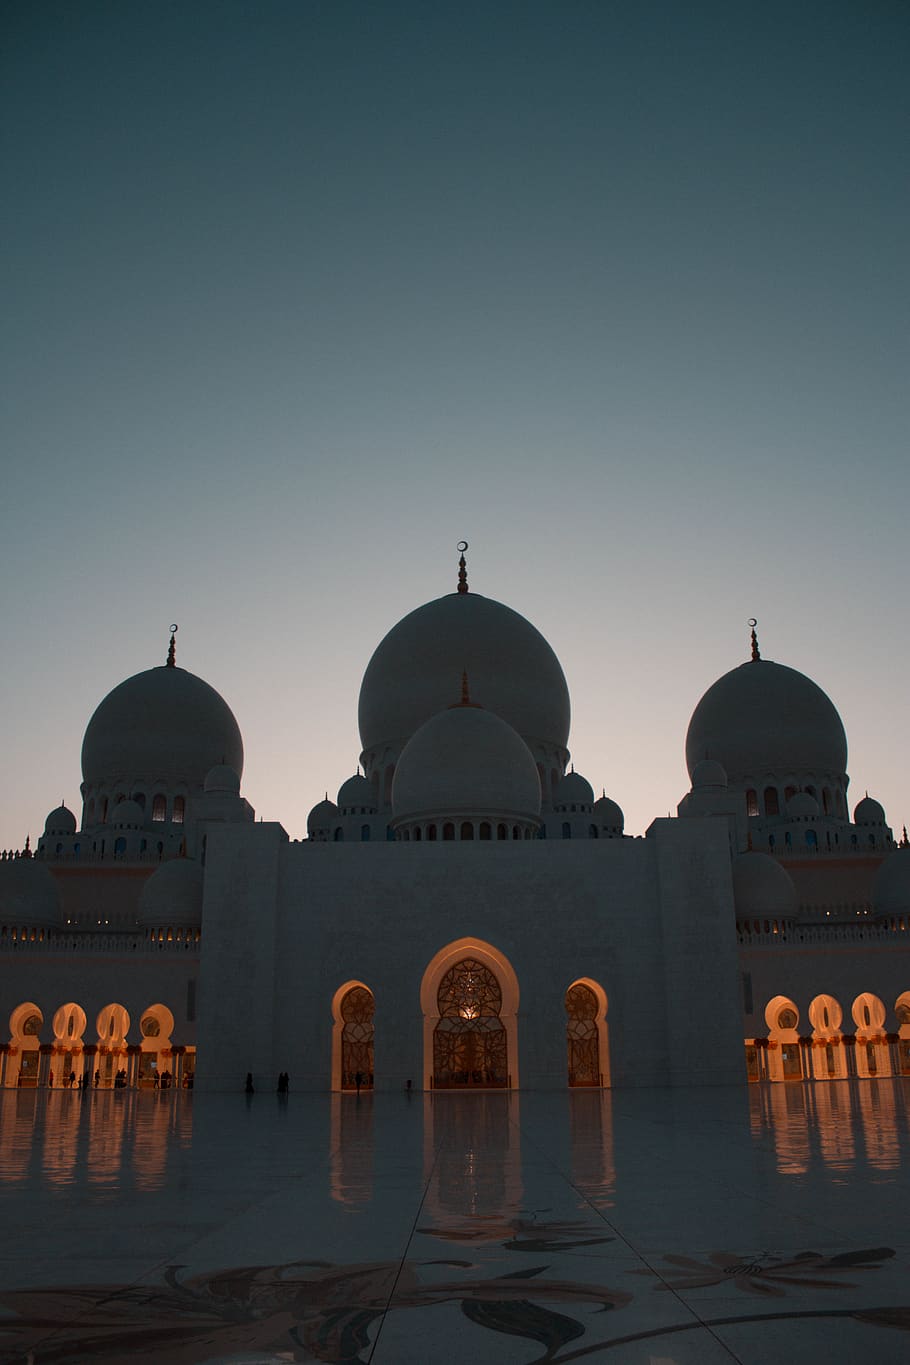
[746,989,910,1082]
[3,1001,194,1090]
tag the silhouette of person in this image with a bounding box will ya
[245,1072,255,1094]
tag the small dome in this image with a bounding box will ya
[554,770,594,810]
[307,798,338,835]
[593,794,624,832]
[337,773,377,813]
[787,792,819,819]
[854,795,886,826]
[82,664,243,789]
[44,805,76,836]
[392,705,541,824]
[873,850,910,918]
[359,592,570,758]
[686,658,847,784]
[111,799,144,828]
[0,859,63,927]
[691,759,728,791]
[204,764,241,795]
[732,852,798,918]
[138,858,204,928]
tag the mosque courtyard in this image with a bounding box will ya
[0,1081,908,1363]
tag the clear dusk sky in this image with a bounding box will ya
[1,1,908,848]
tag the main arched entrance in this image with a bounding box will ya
[433,959,507,1088]
[420,938,519,1090]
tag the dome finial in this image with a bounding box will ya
[456,541,469,594]
[748,618,760,662]
[901,825,909,848]
[166,623,178,668]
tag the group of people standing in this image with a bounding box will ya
[243,1072,291,1094]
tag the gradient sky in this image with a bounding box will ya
[2,1,908,848]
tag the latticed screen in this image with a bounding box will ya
[566,982,600,1086]
[434,959,507,1088]
[341,986,374,1090]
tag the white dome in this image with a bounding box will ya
[0,859,63,928]
[593,794,624,832]
[44,805,76,836]
[111,799,144,829]
[873,850,910,917]
[307,798,338,834]
[337,774,376,813]
[82,665,243,789]
[138,858,204,928]
[732,852,798,919]
[554,770,594,809]
[854,795,886,826]
[392,705,541,824]
[686,659,847,784]
[691,759,728,791]
[359,592,570,759]
[787,792,819,819]
[204,764,241,795]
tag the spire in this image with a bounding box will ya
[748,617,760,662]
[901,825,909,849]
[166,623,178,668]
[450,669,481,709]
[456,540,469,594]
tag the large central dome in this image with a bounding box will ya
[358,592,570,758]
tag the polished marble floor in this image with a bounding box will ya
[0,1079,908,1363]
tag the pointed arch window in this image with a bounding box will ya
[340,986,374,1091]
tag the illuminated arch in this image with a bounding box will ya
[852,992,891,1079]
[52,1002,87,1045]
[764,994,803,1082]
[5,1003,44,1089]
[331,981,375,1092]
[565,978,610,1088]
[138,1004,175,1088]
[95,1003,130,1088]
[420,938,519,1091]
[807,994,846,1080]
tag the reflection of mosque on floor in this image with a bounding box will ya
[2,549,909,1093]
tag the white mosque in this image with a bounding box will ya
[2,548,909,1093]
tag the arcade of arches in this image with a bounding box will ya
[746,989,910,1083]
[3,1000,194,1090]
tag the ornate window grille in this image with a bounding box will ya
[566,982,600,1087]
[340,986,374,1090]
[433,959,507,1088]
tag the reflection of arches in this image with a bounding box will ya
[6,1003,44,1088]
[565,979,610,1087]
[852,992,891,1078]
[420,938,519,1091]
[764,995,803,1082]
[331,982,375,1092]
[807,994,846,1080]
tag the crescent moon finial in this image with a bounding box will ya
[167,624,179,668]
[748,618,760,662]
[457,542,469,594]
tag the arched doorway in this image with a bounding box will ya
[807,994,846,1080]
[333,983,374,1091]
[420,939,519,1090]
[95,1004,130,1088]
[764,995,804,1082]
[432,959,508,1089]
[566,979,609,1087]
[51,1002,87,1089]
[139,1004,176,1089]
[6,1003,43,1088]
